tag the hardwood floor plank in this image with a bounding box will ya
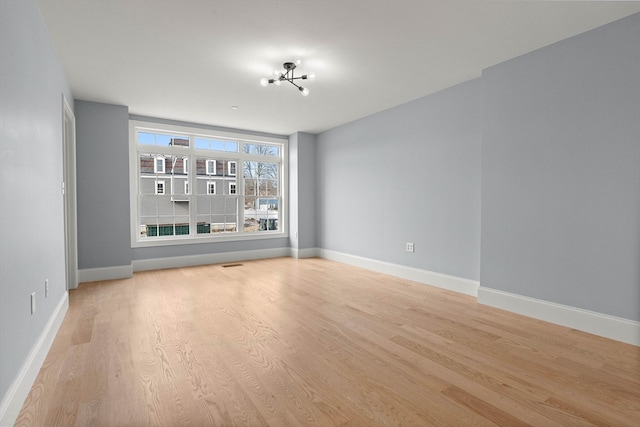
[442,385,529,427]
[15,257,640,426]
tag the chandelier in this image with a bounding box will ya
[260,60,315,96]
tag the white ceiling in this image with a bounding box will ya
[37,1,640,136]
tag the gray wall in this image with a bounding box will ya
[75,101,132,270]
[316,79,482,280]
[0,0,73,406]
[289,132,317,250]
[481,13,640,321]
[74,111,291,264]
[289,133,300,249]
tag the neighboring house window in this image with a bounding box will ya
[154,156,165,174]
[206,159,216,175]
[156,180,165,195]
[207,182,216,195]
[131,121,286,245]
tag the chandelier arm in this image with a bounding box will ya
[287,79,302,89]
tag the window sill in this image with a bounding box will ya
[131,230,288,248]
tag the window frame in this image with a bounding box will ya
[129,120,288,247]
[206,159,217,175]
[154,155,166,174]
[155,179,165,195]
[207,181,216,195]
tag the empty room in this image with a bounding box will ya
[1,1,639,426]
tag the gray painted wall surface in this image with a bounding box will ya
[297,133,317,250]
[74,108,292,267]
[132,237,290,261]
[75,101,132,270]
[289,132,317,250]
[481,13,640,321]
[0,0,73,403]
[316,79,482,280]
[289,133,300,249]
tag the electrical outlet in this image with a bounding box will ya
[45,279,49,298]
[31,292,36,315]
[406,242,414,253]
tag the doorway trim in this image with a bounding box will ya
[62,95,78,290]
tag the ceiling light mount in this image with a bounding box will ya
[260,60,315,96]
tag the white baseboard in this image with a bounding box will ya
[291,247,321,259]
[0,292,69,427]
[78,264,133,283]
[478,286,640,346]
[319,249,479,297]
[132,247,291,272]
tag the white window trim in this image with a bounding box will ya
[184,181,189,195]
[206,159,217,175]
[129,120,288,248]
[155,179,165,195]
[207,181,216,195]
[183,157,189,174]
[229,182,237,195]
[154,155,165,174]
[228,160,237,176]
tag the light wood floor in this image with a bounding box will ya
[15,257,640,426]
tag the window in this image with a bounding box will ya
[130,121,286,246]
[206,159,217,175]
[207,182,216,195]
[154,156,165,174]
[139,132,189,146]
[155,180,165,195]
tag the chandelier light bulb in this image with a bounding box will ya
[260,77,269,87]
[307,72,316,81]
[295,59,302,66]
[300,87,309,96]
[274,79,282,86]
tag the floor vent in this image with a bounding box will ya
[222,263,243,268]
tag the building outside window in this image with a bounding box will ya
[155,180,165,195]
[206,159,216,175]
[130,121,286,246]
[207,181,216,195]
[154,156,165,174]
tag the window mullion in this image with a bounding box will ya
[238,168,245,236]
[132,121,285,245]
[188,152,196,236]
